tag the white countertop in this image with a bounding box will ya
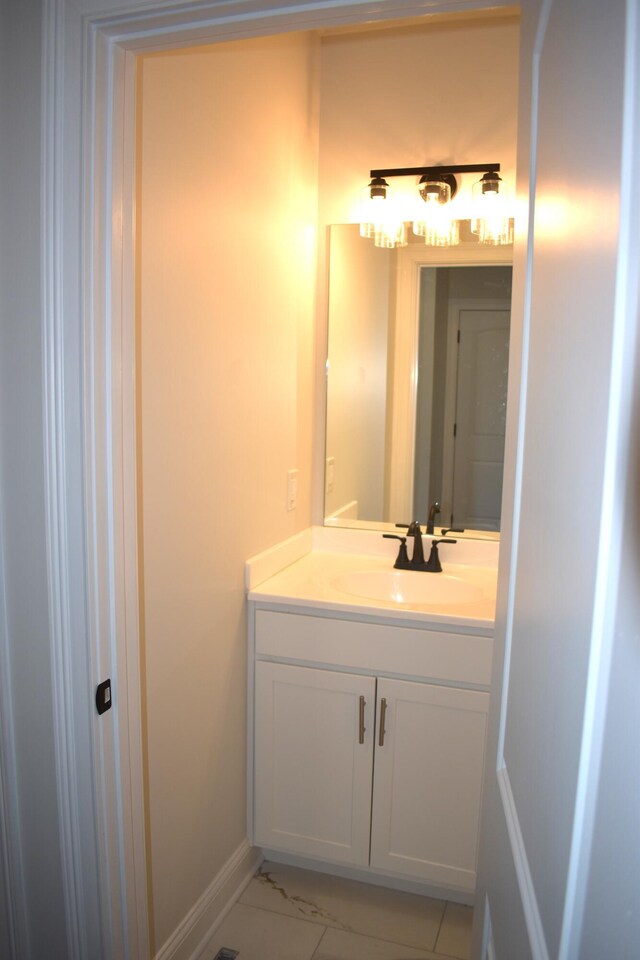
[246,527,498,631]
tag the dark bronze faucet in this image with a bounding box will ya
[384,523,457,572]
[405,520,425,565]
[426,500,441,535]
[424,538,458,572]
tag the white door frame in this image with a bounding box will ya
[42,0,519,956]
[388,245,512,522]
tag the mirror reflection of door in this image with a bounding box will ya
[447,303,510,529]
[414,267,512,531]
[322,224,513,535]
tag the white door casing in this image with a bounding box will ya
[43,0,637,957]
[44,1,640,957]
[42,1,627,957]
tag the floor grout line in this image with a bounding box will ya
[237,896,456,955]
[233,899,336,930]
[432,899,449,955]
[238,868,471,960]
[309,925,329,960]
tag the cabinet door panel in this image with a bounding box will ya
[371,678,488,891]
[254,662,376,866]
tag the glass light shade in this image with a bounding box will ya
[413,178,459,246]
[418,177,451,206]
[360,182,407,248]
[374,219,407,248]
[360,188,383,238]
[471,175,514,245]
[422,213,460,247]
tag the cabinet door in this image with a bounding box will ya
[254,661,376,866]
[370,678,489,891]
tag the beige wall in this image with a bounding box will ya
[138,34,319,951]
[317,13,520,226]
[325,226,391,520]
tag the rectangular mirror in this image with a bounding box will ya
[324,224,512,539]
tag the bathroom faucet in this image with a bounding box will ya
[391,520,425,565]
[405,520,425,565]
[384,528,457,572]
[426,501,441,535]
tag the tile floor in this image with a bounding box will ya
[204,861,473,960]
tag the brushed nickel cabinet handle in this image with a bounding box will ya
[358,695,366,744]
[379,697,387,747]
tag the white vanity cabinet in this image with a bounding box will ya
[369,677,488,890]
[250,606,491,896]
[254,661,376,866]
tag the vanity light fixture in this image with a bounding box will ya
[360,163,512,248]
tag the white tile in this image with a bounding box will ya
[204,903,324,960]
[240,862,445,951]
[434,902,473,959]
[312,927,442,960]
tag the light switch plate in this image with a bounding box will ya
[325,457,335,494]
[286,469,298,511]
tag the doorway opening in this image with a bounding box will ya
[414,266,512,531]
[76,4,519,955]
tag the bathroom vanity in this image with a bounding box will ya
[246,527,497,902]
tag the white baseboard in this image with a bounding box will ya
[487,933,497,960]
[154,840,262,960]
[482,894,496,960]
[497,766,549,960]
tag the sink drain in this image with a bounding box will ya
[213,950,239,959]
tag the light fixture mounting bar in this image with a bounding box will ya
[369,163,500,179]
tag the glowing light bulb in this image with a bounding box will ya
[360,178,407,248]
[413,178,459,246]
[471,174,513,245]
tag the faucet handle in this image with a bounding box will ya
[383,534,409,567]
[425,538,457,573]
[441,527,464,536]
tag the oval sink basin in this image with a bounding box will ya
[331,569,484,606]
